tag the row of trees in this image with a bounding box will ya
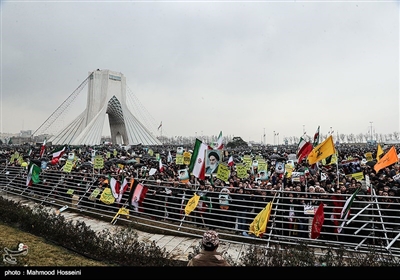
[155,131,400,147]
[2,131,399,147]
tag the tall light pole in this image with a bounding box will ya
[263,128,266,145]
[273,131,275,145]
[274,131,279,146]
[370,122,373,142]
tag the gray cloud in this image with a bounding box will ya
[1,1,398,144]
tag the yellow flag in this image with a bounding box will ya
[99,187,115,205]
[374,146,398,173]
[321,151,338,165]
[365,152,373,162]
[249,202,272,237]
[184,193,200,216]
[111,207,130,224]
[376,144,384,161]
[307,135,336,165]
[118,207,129,216]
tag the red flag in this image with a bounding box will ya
[109,175,121,199]
[311,202,324,239]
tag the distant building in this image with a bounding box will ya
[19,130,33,138]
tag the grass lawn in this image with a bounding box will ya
[0,223,111,267]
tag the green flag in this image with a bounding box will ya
[26,163,41,186]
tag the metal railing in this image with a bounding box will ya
[1,165,400,259]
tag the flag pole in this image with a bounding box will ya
[386,232,400,251]
[371,188,390,246]
[178,215,187,231]
[336,153,340,189]
[354,222,370,235]
[263,189,281,258]
[345,203,371,225]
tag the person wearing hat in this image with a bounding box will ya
[187,230,230,266]
[205,151,220,175]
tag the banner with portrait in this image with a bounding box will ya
[178,169,189,183]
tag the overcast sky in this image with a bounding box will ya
[1,0,399,145]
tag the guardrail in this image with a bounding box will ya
[1,165,400,259]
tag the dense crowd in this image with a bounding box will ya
[1,142,400,241]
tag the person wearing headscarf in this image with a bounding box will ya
[187,230,230,266]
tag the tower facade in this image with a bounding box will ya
[49,69,161,146]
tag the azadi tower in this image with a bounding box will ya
[49,69,161,146]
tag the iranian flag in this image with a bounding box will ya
[39,139,46,158]
[188,139,210,180]
[338,188,360,233]
[159,158,165,172]
[228,155,234,167]
[313,126,320,147]
[52,146,66,160]
[109,175,121,199]
[297,137,313,163]
[116,176,129,203]
[214,131,224,150]
[26,162,42,186]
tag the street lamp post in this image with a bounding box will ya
[273,131,275,145]
[274,131,279,146]
[370,122,373,142]
[277,133,280,146]
[263,128,266,145]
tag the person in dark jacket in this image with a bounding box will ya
[231,187,254,234]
